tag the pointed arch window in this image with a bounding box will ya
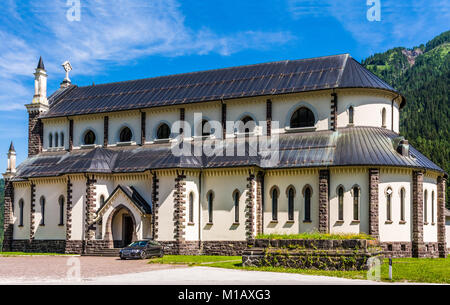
[424,190,428,224]
[157,123,171,140]
[287,187,295,221]
[386,187,392,221]
[189,192,194,224]
[400,188,406,222]
[271,187,279,221]
[40,196,46,226]
[119,127,133,142]
[233,191,240,223]
[290,107,315,128]
[353,186,360,221]
[84,130,96,145]
[59,196,65,225]
[207,191,214,224]
[431,191,435,224]
[304,186,312,222]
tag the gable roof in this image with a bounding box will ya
[12,127,444,180]
[42,54,405,119]
[97,185,152,215]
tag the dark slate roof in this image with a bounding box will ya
[42,54,405,118]
[12,127,444,180]
[98,185,151,214]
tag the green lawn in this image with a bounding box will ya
[149,255,450,284]
[0,252,74,257]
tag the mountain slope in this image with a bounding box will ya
[363,31,450,207]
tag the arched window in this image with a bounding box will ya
[207,192,214,224]
[240,116,256,134]
[19,199,24,227]
[337,187,344,221]
[84,130,96,145]
[304,187,311,222]
[287,187,295,221]
[382,108,387,128]
[54,132,59,148]
[424,190,428,223]
[431,191,435,224]
[290,107,315,128]
[271,187,279,221]
[201,120,211,137]
[349,106,354,125]
[60,132,64,147]
[59,196,65,225]
[40,196,46,226]
[49,133,53,148]
[400,188,406,222]
[386,187,392,221]
[233,191,240,223]
[189,192,194,224]
[353,186,359,221]
[100,195,105,208]
[157,123,171,140]
[119,127,132,142]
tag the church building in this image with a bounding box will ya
[2,54,447,258]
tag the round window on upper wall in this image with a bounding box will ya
[84,130,96,145]
[119,127,132,142]
[290,107,315,128]
[157,123,171,139]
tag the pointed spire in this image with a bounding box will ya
[37,56,45,70]
[8,141,15,153]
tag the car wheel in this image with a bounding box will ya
[120,255,126,260]
[140,251,147,259]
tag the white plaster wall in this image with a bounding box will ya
[336,92,400,132]
[145,109,179,142]
[95,177,114,210]
[446,219,450,246]
[73,116,104,148]
[329,170,369,234]
[12,185,30,240]
[156,174,176,241]
[378,171,412,242]
[225,98,266,135]
[423,177,438,243]
[263,171,319,235]
[34,182,66,240]
[201,172,248,241]
[70,178,86,240]
[43,119,69,150]
[108,112,140,145]
[185,104,222,138]
[112,176,152,207]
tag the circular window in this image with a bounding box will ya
[290,107,315,128]
[157,123,171,139]
[119,127,132,142]
[84,130,96,145]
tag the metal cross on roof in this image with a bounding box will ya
[62,61,72,83]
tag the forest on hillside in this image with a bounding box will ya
[363,30,450,207]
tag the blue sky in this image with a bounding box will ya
[0,0,448,173]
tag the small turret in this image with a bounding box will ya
[3,141,17,180]
[31,56,48,106]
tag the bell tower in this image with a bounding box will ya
[25,57,49,156]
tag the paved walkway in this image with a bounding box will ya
[0,256,385,285]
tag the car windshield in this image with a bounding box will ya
[127,241,148,247]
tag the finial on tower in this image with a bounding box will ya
[61,60,73,88]
[37,56,45,70]
[3,141,17,179]
[8,141,15,153]
[30,56,48,106]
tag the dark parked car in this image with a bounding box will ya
[119,240,164,260]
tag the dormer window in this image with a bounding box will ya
[290,107,315,128]
[84,130,96,145]
[157,123,171,140]
[119,127,133,142]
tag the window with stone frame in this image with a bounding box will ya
[290,107,315,128]
[386,187,393,221]
[189,192,194,224]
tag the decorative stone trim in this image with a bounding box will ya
[266,99,272,136]
[27,109,44,157]
[437,176,447,258]
[256,172,264,235]
[319,169,329,233]
[65,177,73,243]
[140,111,146,145]
[173,171,187,241]
[330,92,337,131]
[85,175,97,242]
[103,116,109,147]
[30,183,36,240]
[245,172,256,241]
[1,179,14,252]
[152,172,159,240]
[412,170,425,258]
[368,168,380,239]
[69,119,74,151]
